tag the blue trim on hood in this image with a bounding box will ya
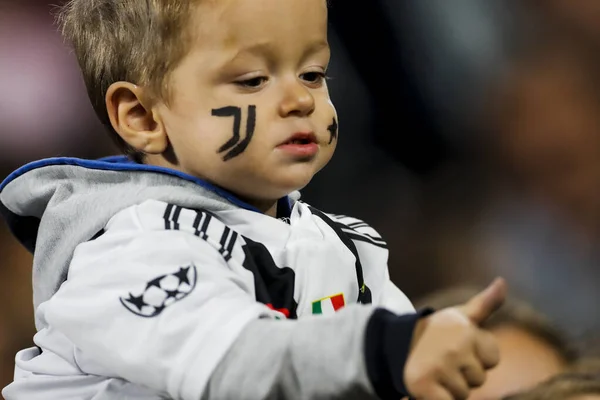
[1,156,291,215]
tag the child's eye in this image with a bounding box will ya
[235,77,268,88]
[301,71,328,85]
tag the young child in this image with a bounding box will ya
[0,0,506,399]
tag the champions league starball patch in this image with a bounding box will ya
[120,264,198,318]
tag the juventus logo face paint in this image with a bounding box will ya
[327,117,338,145]
[212,105,257,161]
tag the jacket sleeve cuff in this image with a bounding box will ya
[364,307,435,399]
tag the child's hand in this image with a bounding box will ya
[404,278,507,400]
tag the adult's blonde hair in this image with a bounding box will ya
[56,0,200,159]
[503,370,600,400]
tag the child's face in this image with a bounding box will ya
[155,0,335,208]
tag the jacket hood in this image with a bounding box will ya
[0,156,293,328]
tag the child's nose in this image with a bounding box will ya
[278,80,316,118]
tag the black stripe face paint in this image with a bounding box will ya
[327,117,338,144]
[212,105,257,161]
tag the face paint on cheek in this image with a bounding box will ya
[211,105,257,162]
[327,117,338,145]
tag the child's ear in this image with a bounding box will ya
[105,82,168,155]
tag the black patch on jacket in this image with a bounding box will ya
[241,237,298,319]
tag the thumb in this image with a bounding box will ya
[460,278,507,325]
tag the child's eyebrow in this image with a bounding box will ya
[301,40,330,60]
[223,40,330,66]
[224,42,274,65]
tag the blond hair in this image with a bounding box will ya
[503,371,600,400]
[56,0,199,160]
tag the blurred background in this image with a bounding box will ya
[1,0,599,396]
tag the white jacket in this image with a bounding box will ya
[0,156,415,400]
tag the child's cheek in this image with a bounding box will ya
[211,104,257,162]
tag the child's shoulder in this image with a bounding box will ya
[106,199,221,235]
[303,204,387,250]
[324,213,380,234]
[84,200,234,264]
[327,213,387,250]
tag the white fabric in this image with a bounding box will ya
[4,200,413,400]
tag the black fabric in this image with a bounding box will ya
[241,237,299,319]
[365,308,434,399]
[276,197,292,220]
[308,206,372,304]
[0,200,40,254]
[89,229,105,241]
[160,203,299,318]
[163,204,183,230]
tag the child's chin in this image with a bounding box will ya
[254,168,316,197]
[282,179,314,196]
[288,170,317,186]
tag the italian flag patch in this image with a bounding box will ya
[312,293,346,315]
